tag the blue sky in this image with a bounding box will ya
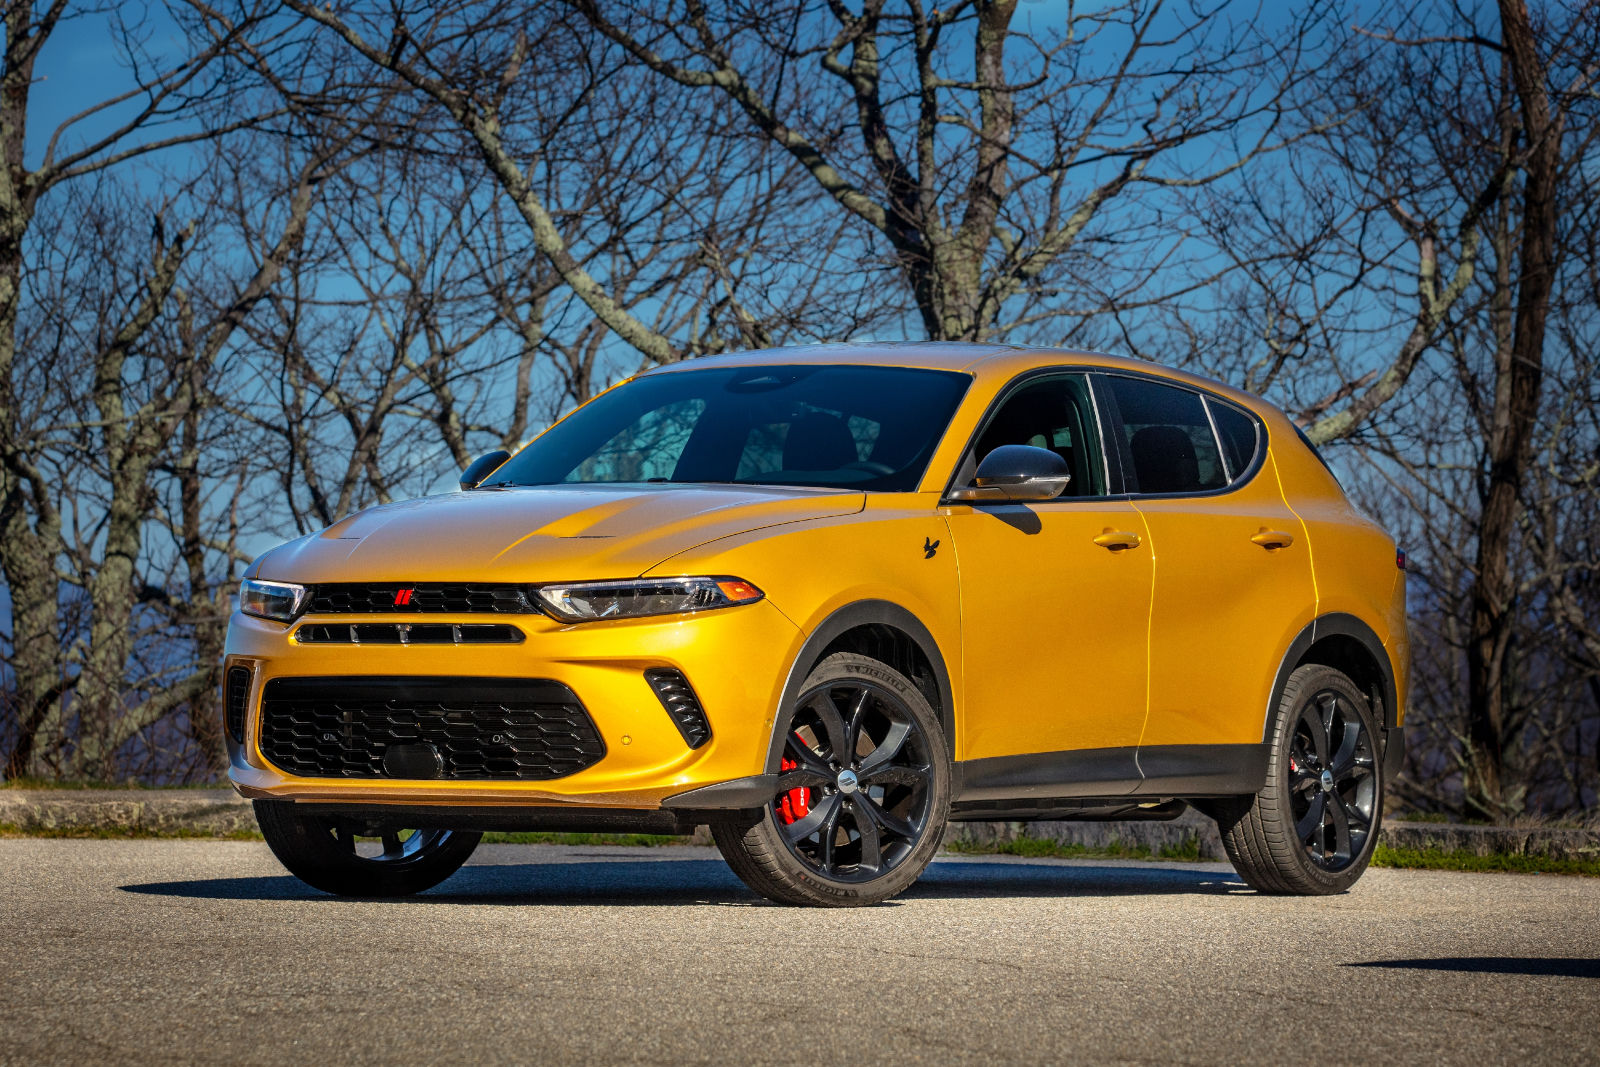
[25,3,195,171]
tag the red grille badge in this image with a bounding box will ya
[394,588,414,607]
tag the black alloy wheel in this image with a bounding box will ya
[1212,663,1386,895]
[1287,687,1378,871]
[330,822,457,864]
[770,675,936,882]
[254,799,482,897]
[712,652,951,906]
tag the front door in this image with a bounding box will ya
[944,373,1153,798]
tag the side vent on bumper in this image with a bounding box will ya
[645,669,712,749]
[224,666,252,744]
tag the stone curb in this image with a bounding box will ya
[943,809,1600,862]
[4,790,1596,861]
[0,788,259,837]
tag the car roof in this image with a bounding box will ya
[648,341,1023,373]
[643,341,1265,411]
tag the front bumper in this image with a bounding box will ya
[224,600,801,811]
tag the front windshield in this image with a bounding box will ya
[487,364,971,492]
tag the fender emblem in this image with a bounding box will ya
[923,537,940,559]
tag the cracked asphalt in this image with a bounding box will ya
[2,840,1597,1065]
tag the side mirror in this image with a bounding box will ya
[459,449,511,491]
[949,445,1070,503]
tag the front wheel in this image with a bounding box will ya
[712,653,951,906]
[254,799,481,897]
[1213,664,1385,894]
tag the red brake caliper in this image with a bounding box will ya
[776,755,811,824]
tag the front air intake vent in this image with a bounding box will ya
[294,623,524,645]
[645,669,712,749]
[224,666,252,744]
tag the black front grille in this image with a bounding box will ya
[294,623,524,645]
[224,666,251,744]
[306,583,537,614]
[259,677,605,781]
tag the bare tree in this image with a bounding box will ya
[274,0,858,368]
[0,0,275,777]
[561,0,1338,344]
[1168,0,1600,815]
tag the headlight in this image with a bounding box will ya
[533,577,763,622]
[239,578,309,622]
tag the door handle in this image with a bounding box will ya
[1093,530,1142,551]
[1251,530,1296,550]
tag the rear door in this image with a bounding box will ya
[1095,374,1315,785]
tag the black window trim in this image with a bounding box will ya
[1092,369,1268,501]
[1203,393,1264,485]
[1201,395,1232,483]
[939,367,1117,505]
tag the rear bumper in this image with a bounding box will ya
[224,600,802,810]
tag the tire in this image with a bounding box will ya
[1213,664,1385,895]
[254,799,481,897]
[712,652,952,907]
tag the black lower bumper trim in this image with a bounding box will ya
[659,774,777,812]
[281,802,697,835]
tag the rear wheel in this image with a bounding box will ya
[1213,664,1384,895]
[254,799,481,897]
[712,653,951,906]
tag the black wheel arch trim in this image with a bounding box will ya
[665,603,956,815]
[1266,613,1400,741]
[765,599,957,776]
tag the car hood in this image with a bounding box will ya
[250,484,865,584]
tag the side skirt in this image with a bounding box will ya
[952,743,1269,820]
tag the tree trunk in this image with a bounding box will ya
[1464,0,1562,816]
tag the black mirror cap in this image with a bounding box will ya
[459,449,512,491]
[952,444,1071,502]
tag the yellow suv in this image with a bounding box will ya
[226,343,1408,905]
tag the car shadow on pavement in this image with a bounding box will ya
[120,855,1248,906]
[1347,957,1600,979]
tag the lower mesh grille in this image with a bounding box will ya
[224,666,251,744]
[259,677,605,780]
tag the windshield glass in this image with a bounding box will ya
[487,364,971,492]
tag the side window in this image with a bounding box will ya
[1105,376,1226,495]
[1207,399,1261,483]
[970,375,1106,497]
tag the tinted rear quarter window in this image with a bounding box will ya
[1207,399,1260,482]
[1106,376,1226,494]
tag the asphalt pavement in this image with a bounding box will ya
[2,840,1597,1065]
